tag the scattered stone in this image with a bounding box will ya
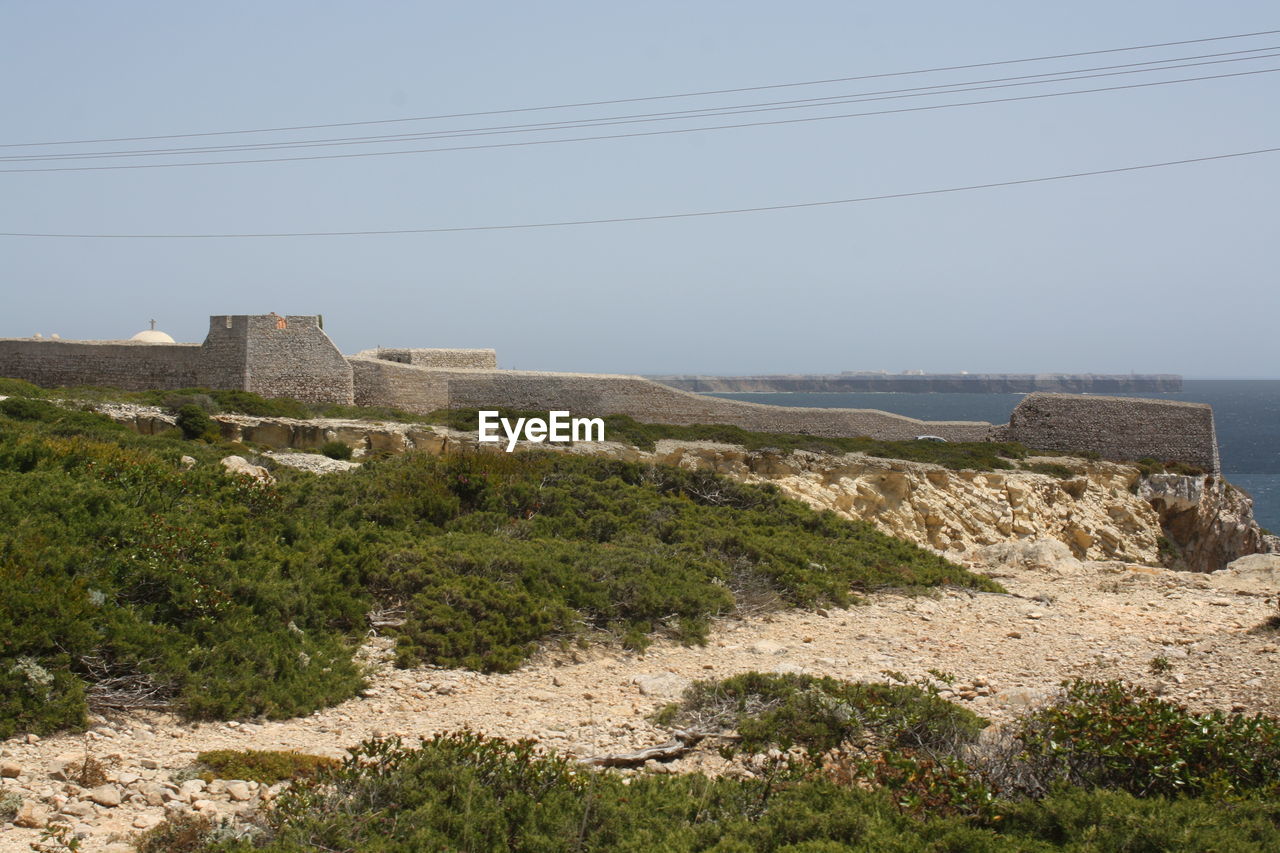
[134,813,164,830]
[14,800,50,828]
[226,781,252,801]
[1215,554,1280,593]
[0,760,20,778]
[633,673,689,698]
[139,758,160,770]
[749,640,786,655]
[179,779,206,798]
[60,799,95,817]
[88,784,122,807]
[220,455,274,483]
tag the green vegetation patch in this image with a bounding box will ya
[0,404,994,738]
[1011,679,1280,799]
[195,750,338,784]
[1134,457,1208,477]
[428,408,1031,471]
[171,721,1280,852]
[655,671,986,758]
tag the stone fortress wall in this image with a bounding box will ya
[0,315,355,405]
[348,358,994,442]
[0,338,204,391]
[0,314,1220,471]
[354,348,498,370]
[995,393,1220,474]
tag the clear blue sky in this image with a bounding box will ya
[2,2,1277,377]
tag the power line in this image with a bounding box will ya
[3,28,1277,149]
[6,46,1275,163]
[2,67,1274,174]
[3,146,1274,238]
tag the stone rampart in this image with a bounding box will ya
[350,357,451,412]
[0,339,203,390]
[998,393,1220,473]
[346,358,994,441]
[1,314,353,404]
[356,348,498,369]
[0,316,1221,468]
[239,315,353,404]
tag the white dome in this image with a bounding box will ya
[129,329,176,343]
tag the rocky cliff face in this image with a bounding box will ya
[98,404,1272,572]
[651,442,1274,573]
[650,443,1162,563]
[1139,474,1273,573]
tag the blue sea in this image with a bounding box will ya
[709,380,1280,532]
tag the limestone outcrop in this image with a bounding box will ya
[651,443,1164,564]
[1141,475,1272,573]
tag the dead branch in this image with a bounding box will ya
[579,729,709,768]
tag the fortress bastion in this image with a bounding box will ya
[0,314,1219,471]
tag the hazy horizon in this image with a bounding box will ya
[3,2,1277,378]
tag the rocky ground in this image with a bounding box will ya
[2,544,1278,853]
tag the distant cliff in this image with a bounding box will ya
[648,373,1183,394]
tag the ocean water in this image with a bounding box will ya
[709,380,1280,532]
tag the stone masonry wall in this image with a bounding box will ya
[999,393,1220,473]
[356,348,498,369]
[241,315,354,405]
[0,339,203,390]
[350,357,451,412]
[346,358,994,441]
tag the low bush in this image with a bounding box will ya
[0,791,21,823]
[1135,457,1207,477]
[1021,462,1075,479]
[318,441,352,460]
[1009,679,1280,799]
[196,750,338,784]
[0,377,45,398]
[174,731,1280,852]
[654,671,986,758]
[176,404,218,441]
[135,812,217,853]
[0,397,61,422]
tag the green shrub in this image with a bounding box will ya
[0,791,21,823]
[995,787,1280,851]
[182,732,1280,853]
[319,441,352,460]
[1022,462,1075,479]
[135,812,216,853]
[196,750,338,784]
[0,397,60,421]
[655,672,986,758]
[164,393,218,414]
[176,404,218,440]
[0,661,87,739]
[1012,679,1280,798]
[1136,457,1207,478]
[0,377,45,398]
